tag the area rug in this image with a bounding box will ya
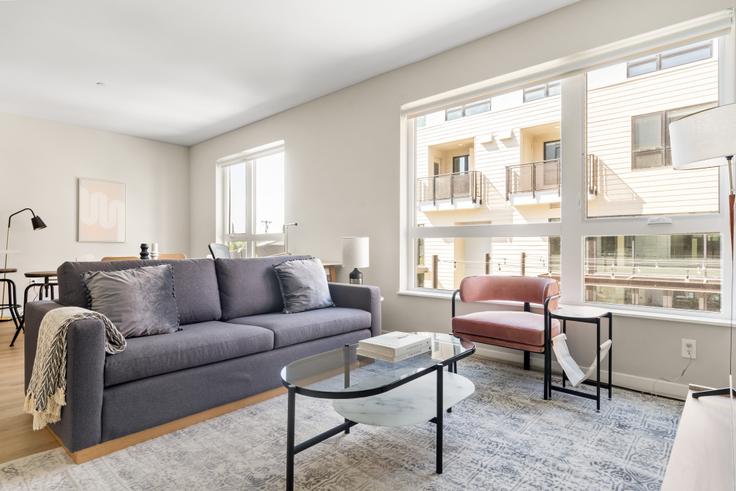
[0,357,682,490]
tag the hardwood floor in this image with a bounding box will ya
[0,320,59,464]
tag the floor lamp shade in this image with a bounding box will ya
[342,237,369,285]
[669,103,736,169]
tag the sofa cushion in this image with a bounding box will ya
[452,311,560,348]
[83,264,180,338]
[215,256,310,320]
[104,321,274,386]
[58,259,222,325]
[273,257,334,313]
[229,307,371,348]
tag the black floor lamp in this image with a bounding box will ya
[1,208,46,319]
[670,102,736,399]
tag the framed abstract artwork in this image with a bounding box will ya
[77,178,126,242]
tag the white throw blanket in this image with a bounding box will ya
[24,307,126,430]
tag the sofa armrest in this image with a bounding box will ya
[328,283,381,337]
[24,301,106,452]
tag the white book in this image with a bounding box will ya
[357,343,428,363]
[358,332,431,358]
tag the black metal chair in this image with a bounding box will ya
[208,243,232,259]
[0,268,23,347]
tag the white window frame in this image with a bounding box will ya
[218,141,285,257]
[399,11,734,322]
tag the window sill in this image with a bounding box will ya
[397,289,731,327]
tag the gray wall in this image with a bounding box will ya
[189,0,734,397]
[0,112,190,295]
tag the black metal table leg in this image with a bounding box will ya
[343,345,351,434]
[561,319,567,388]
[436,363,443,474]
[596,319,601,412]
[287,386,296,491]
[608,313,613,400]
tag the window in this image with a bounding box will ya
[221,143,286,257]
[444,99,491,120]
[584,234,721,312]
[464,99,491,116]
[452,155,469,173]
[405,28,729,317]
[415,237,559,291]
[523,81,561,102]
[631,103,717,170]
[627,41,713,78]
[415,83,560,226]
[445,106,463,121]
[587,42,719,218]
[544,140,560,161]
[631,112,665,169]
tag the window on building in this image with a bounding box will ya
[523,81,561,102]
[221,143,286,257]
[631,103,717,170]
[452,155,469,173]
[445,99,491,120]
[627,41,713,78]
[464,99,491,116]
[631,112,665,169]
[544,140,560,161]
[405,29,727,317]
[445,106,463,121]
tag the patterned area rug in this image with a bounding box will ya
[0,357,682,490]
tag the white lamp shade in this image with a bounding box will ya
[342,237,369,268]
[669,103,736,169]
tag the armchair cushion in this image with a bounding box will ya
[452,311,560,348]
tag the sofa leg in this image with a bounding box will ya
[523,351,530,371]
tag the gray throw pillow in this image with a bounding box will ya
[82,264,180,338]
[273,258,334,314]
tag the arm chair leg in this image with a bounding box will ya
[523,351,530,370]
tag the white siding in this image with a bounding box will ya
[587,57,719,217]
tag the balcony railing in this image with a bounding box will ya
[505,159,560,200]
[587,154,600,195]
[416,170,484,206]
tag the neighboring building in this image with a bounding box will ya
[413,40,720,312]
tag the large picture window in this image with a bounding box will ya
[404,31,729,317]
[221,143,285,257]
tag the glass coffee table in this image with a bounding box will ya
[280,332,475,491]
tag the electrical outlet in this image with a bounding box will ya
[681,338,696,359]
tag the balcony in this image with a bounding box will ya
[416,170,485,211]
[505,159,560,205]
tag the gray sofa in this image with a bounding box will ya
[24,256,381,453]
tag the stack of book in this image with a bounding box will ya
[357,332,431,362]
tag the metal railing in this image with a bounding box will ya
[587,154,600,195]
[505,159,560,200]
[416,170,484,206]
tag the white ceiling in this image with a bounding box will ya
[0,0,578,145]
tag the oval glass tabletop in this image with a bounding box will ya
[281,332,475,399]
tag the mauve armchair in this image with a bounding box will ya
[451,275,560,399]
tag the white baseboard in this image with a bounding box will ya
[473,345,688,400]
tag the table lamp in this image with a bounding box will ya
[342,237,369,284]
[670,102,736,399]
